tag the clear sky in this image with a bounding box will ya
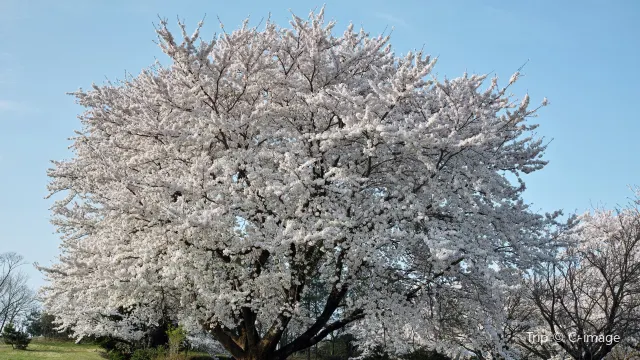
[0,0,638,290]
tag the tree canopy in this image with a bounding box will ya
[41,8,561,360]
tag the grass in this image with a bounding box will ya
[0,338,104,359]
[0,338,344,360]
[0,338,219,360]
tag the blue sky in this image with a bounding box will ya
[0,0,638,289]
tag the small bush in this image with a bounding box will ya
[167,325,188,355]
[107,350,128,360]
[2,323,31,350]
[131,347,167,360]
[131,348,153,360]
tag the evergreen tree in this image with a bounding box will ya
[2,322,31,350]
[25,309,43,337]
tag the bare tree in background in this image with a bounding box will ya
[0,253,35,331]
[528,195,640,360]
[0,253,23,293]
[436,275,561,360]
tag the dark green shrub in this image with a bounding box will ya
[88,309,172,358]
[402,347,451,360]
[2,323,31,350]
[131,347,166,360]
[94,336,134,360]
[107,350,128,360]
[130,348,153,360]
[361,345,451,360]
[92,330,167,359]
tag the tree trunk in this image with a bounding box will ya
[210,281,364,360]
[0,312,8,330]
[307,296,312,360]
[331,333,335,355]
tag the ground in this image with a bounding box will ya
[0,338,349,359]
[0,338,104,359]
[0,338,217,360]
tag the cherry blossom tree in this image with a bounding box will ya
[41,8,561,360]
[527,194,640,360]
[438,191,640,360]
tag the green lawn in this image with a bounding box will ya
[0,338,220,359]
[0,338,105,359]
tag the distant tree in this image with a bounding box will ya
[24,308,43,337]
[527,192,640,360]
[410,269,544,359]
[41,7,561,360]
[0,253,34,332]
[24,309,72,339]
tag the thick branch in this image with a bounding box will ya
[210,324,246,359]
[274,309,365,359]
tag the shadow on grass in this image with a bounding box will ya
[5,348,67,353]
